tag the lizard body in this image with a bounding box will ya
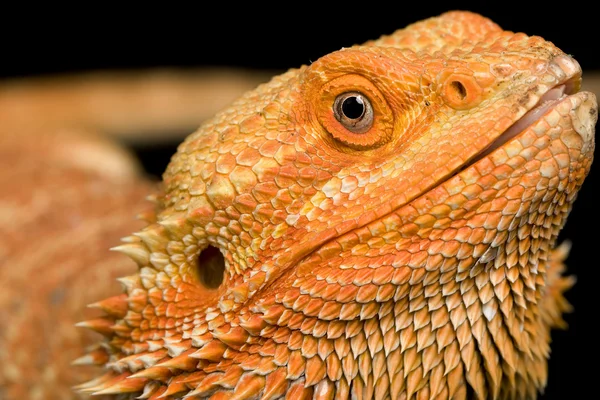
[72,11,595,399]
[0,129,154,399]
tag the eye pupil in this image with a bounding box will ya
[333,91,374,134]
[341,96,365,119]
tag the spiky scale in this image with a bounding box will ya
[71,348,109,366]
[87,373,135,394]
[230,374,266,400]
[75,317,115,336]
[89,293,130,317]
[304,356,327,386]
[313,379,335,400]
[191,341,228,361]
[213,326,251,348]
[128,366,172,381]
[285,379,313,399]
[112,243,150,266]
[155,351,198,370]
[73,372,117,392]
[216,365,244,389]
[208,393,233,400]
[159,378,193,398]
[260,367,288,399]
[185,373,221,397]
[138,381,162,399]
[285,350,306,380]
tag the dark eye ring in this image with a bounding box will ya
[333,92,374,134]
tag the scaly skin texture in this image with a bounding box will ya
[78,11,596,399]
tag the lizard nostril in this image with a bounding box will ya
[449,81,467,100]
[196,245,225,289]
[439,73,483,110]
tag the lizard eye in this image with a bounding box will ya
[333,92,374,133]
[314,74,394,150]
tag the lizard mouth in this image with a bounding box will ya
[464,77,581,167]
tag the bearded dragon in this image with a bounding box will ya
[3,10,596,400]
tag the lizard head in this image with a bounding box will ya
[78,11,595,399]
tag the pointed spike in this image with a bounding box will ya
[108,352,145,373]
[120,234,142,243]
[218,298,236,313]
[215,365,244,389]
[228,282,250,303]
[117,274,141,291]
[305,356,327,386]
[111,243,150,266]
[110,320,132,335]
[164,339,192,357]
[231,374,266,400]
[176,371,208,386]
[239,314,267,335]
[260,367,289,400]
[147,387,169,399]
[286,350,306,380]
[73,372,116,392]
[158,217,188,237]
[71,349,109,366]
[129,350,168,370]
[88,294,129,317]
[142,344,167,357]
[247,271,266,292]
[156,380,188,398]
[262,305,285,325]
[190,341,227,361]
[553,240,572,261]
[93,377,148,395]
[154,351,197,370]
[208,393,233,400]
[313,379,335,400]
[75,318,115,336]
[128,366,172,381]
[79,372,130,393]
[137,209,157,223]
[191,333,212,348]
[71,354,96,366]
[213,326,250,348]
[146,193,160,204]
[134,225,168,252]
[127,294,149,313]
[184,374,222,398]
[285,379,313,399]
[137,381,161,399]
[148,252,170,269]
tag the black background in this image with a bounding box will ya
[2,4,595,398]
